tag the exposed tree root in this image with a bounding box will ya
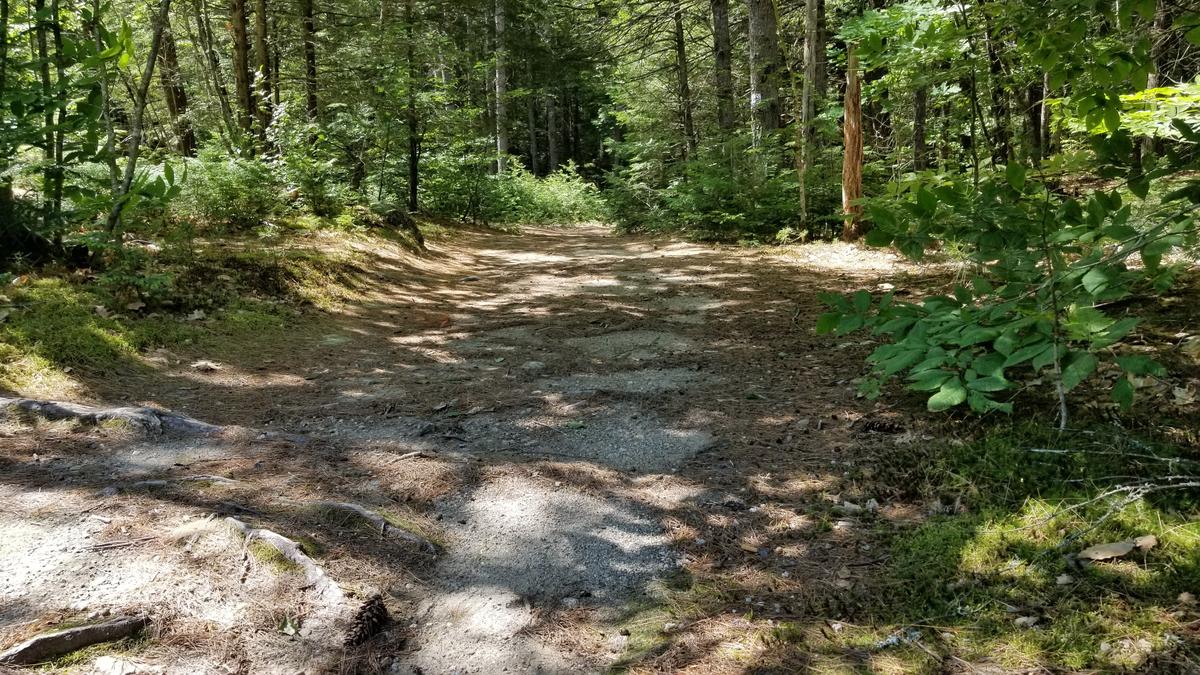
[225,517,345,608]
[0,397,222,436]
[314,501,439,552]
[104,475,240,494]
[0,616,149,665]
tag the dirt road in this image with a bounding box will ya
[1,225,914,673]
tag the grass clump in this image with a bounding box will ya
[855,423,1200,671]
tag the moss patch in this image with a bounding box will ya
[248,540,303,574]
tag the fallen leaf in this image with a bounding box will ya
[1078,540,1136,561]
[126,301,146,312]
[1056,574,1074,585]
[1077,535,1156,561]
[185,309,206,321]
[1179,592,1196,605]
[94,305,111,318]
[1014,616,1039,628]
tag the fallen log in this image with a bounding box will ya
[0,397,221,436]
[0,616,149,665]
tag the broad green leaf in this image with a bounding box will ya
[1006,342,1053,369]
[1116,355,1166,376]
[967,376,1010,392]
[993,331,1017,356]
[1061,352,1099,392]
[816,312,840,334]
[1081,267,1110,295]
[928,379,968,412]
[836,314,864,334]
[1006,163,1026,191]
[908,370,953,392]
[853,290,872,313]
[1112,377,1135,410]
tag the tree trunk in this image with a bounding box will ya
[159,17,197,155]
[229,0,255,134]
[913,85,928,170]
[815,0,827,97]
[34,0,54,230]
[494,0,508,172]
[406,0,419,211]
[1141,0,1169,158]
[673,4,696,159]
[193,0,237,145]
[526,61,539,173]
[300,0,318,121]
[747,0,781,145]
[841,43,864,242]
[270,14,281,106]
[253,0,272,138]
[0,0,11,223]
[1040,71,1052,157]
[89,0,119,190]
[710,0,734,134]
[798,0,820,223]
[1024,80,1042,162]
[547,92,560,170]
[106,0,172,237]
[981,7,1010,164]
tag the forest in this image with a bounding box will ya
[2,0,1200,672]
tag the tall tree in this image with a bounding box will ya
[547,91,560,170]
[841,42,864,241]
[913,86,928,169]
[106,0,173,236]
[494,0,508,172]
[230,0,255,134]
[798,0,822,223]
[747,0,781,144]
[672,3,696,158]
[253,0,272,136]
[710,0,734,134]
[159,16,197,155]
[192,0,237,145]
[300,0,318,120]
[406,0,419,211]
[0,0,11,221]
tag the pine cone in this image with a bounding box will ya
[344,594,390,647]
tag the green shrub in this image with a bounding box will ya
[489,161,606,224]
[174,147,282,230]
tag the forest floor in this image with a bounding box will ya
[2,224,1199,674]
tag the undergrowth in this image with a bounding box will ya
[0,228,383,397]
[819,423,1200,671]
